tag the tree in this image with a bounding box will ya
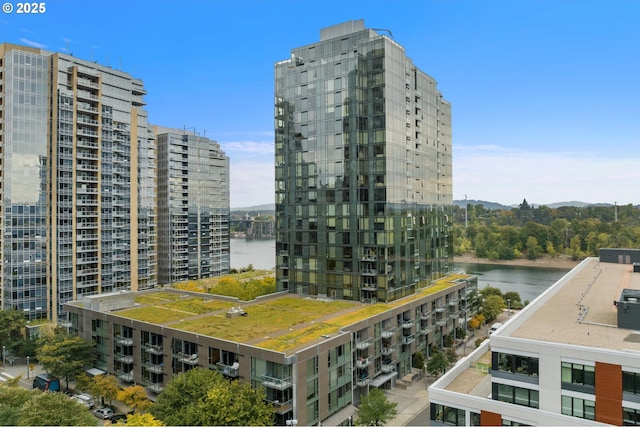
[480,285,503,300]
[0,309,26,358]
[355,388,398,426]
[150,367,274,426]
[0,384,31,426]
[482,295,505,321]
[426,348,450,377]
[16,390,96,426]
[526,236,542,260]
[36,330,94,390]
[118,385,152,413]
[91,374,120,407]
[120,412,165,426]
[412,351,425,371]
[504,291,522,309]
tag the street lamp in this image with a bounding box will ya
[507,298,511,316]
[26,356,30,379]
[2,345,5,367]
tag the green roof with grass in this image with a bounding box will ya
[112,273,472,353]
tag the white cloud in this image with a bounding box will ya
[230,159,274,209]
[19,38,46,48]
[454,145,640,205]
[222,140,274,156]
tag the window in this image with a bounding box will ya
[430,404,465,426]
[561,362,595,388]
[495,352,539,376]
[624,407,640,426]
[493,384,539,408]
[561,396,595,420]
[623,371,640,395]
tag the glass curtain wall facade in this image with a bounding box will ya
[0,45,49,319]
[0,43,157,322]
[156,127,230,285]
[275,21,453,302]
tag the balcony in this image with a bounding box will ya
[144,343,163,355]
[402,335,415,345]
[355,338,372,350]
[361,269,378,276]
[117,371,134,382]
[449,299,458,306]
[261,375,292,390]
[435,306,445,313]
[381,347,395,356]
[356,357,371,369]
[381,364,396,374]
[401,320,413,329]
[216,362,239,378]
[176,353,199,365]
[115,336,134,346]
[361,282,377,291]
[267,399,293,415]
[381,329,394,339]
[420,311,431,320]
[143,362,163,374]
[436,319,447,327]
[147,383,164,394]
[356,376,371,387]
[114,354,134,364]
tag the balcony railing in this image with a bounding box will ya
[381,364,396,374]
[261,375,292,390]
[355,338,372,350]
[176,353,199,365]
[356,357,371,369]
[267,399,293,415]
[381,329,394,339]
[215,362,239,378]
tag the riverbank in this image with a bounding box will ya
[454,254,580,269]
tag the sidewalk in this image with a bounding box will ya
[0,355,45,388]
[384,375,433,426]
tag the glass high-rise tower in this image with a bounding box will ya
[0,43,157,322]
[156,126,230,285]
[275,20,453,302]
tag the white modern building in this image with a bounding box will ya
[429,254,640,426]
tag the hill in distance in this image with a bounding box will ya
[235,201,616,212]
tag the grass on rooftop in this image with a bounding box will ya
[175,297,355,343]
[120,296,233,323]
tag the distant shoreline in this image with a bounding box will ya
[454,254,580,270]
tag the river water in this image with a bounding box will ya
[230,239,570,302]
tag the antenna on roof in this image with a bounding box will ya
[372,28,393,37]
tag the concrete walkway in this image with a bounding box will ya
[384,375,434,426]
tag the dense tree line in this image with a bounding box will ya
[453,201,640,260]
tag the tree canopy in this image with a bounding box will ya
[453,203,640,261]
[117,385,153,413]
[355,388,398,426]
[36,329,94,390]
[150,367,274,426]
[0,384,96,426]
[0,309,26,357]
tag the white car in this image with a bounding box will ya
[71,393,95,408]
[93,408,114,420]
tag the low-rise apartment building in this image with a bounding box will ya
[65,272,477,426]
[429,255,640,426]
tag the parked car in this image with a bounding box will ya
[111,413,128,423]
[71,393,95,408]
[93,408,114,420]
[32,373,61,392]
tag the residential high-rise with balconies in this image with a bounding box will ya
[275,20,453,303]
[156,126,230,285]
[0,43,157,322]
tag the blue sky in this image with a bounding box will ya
[2,0,639,207]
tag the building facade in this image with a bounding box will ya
[66,272,477,426]
[429,257,640,426]
[0,43,157,322]
[156,126,230,285]
[274,20,453,303]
